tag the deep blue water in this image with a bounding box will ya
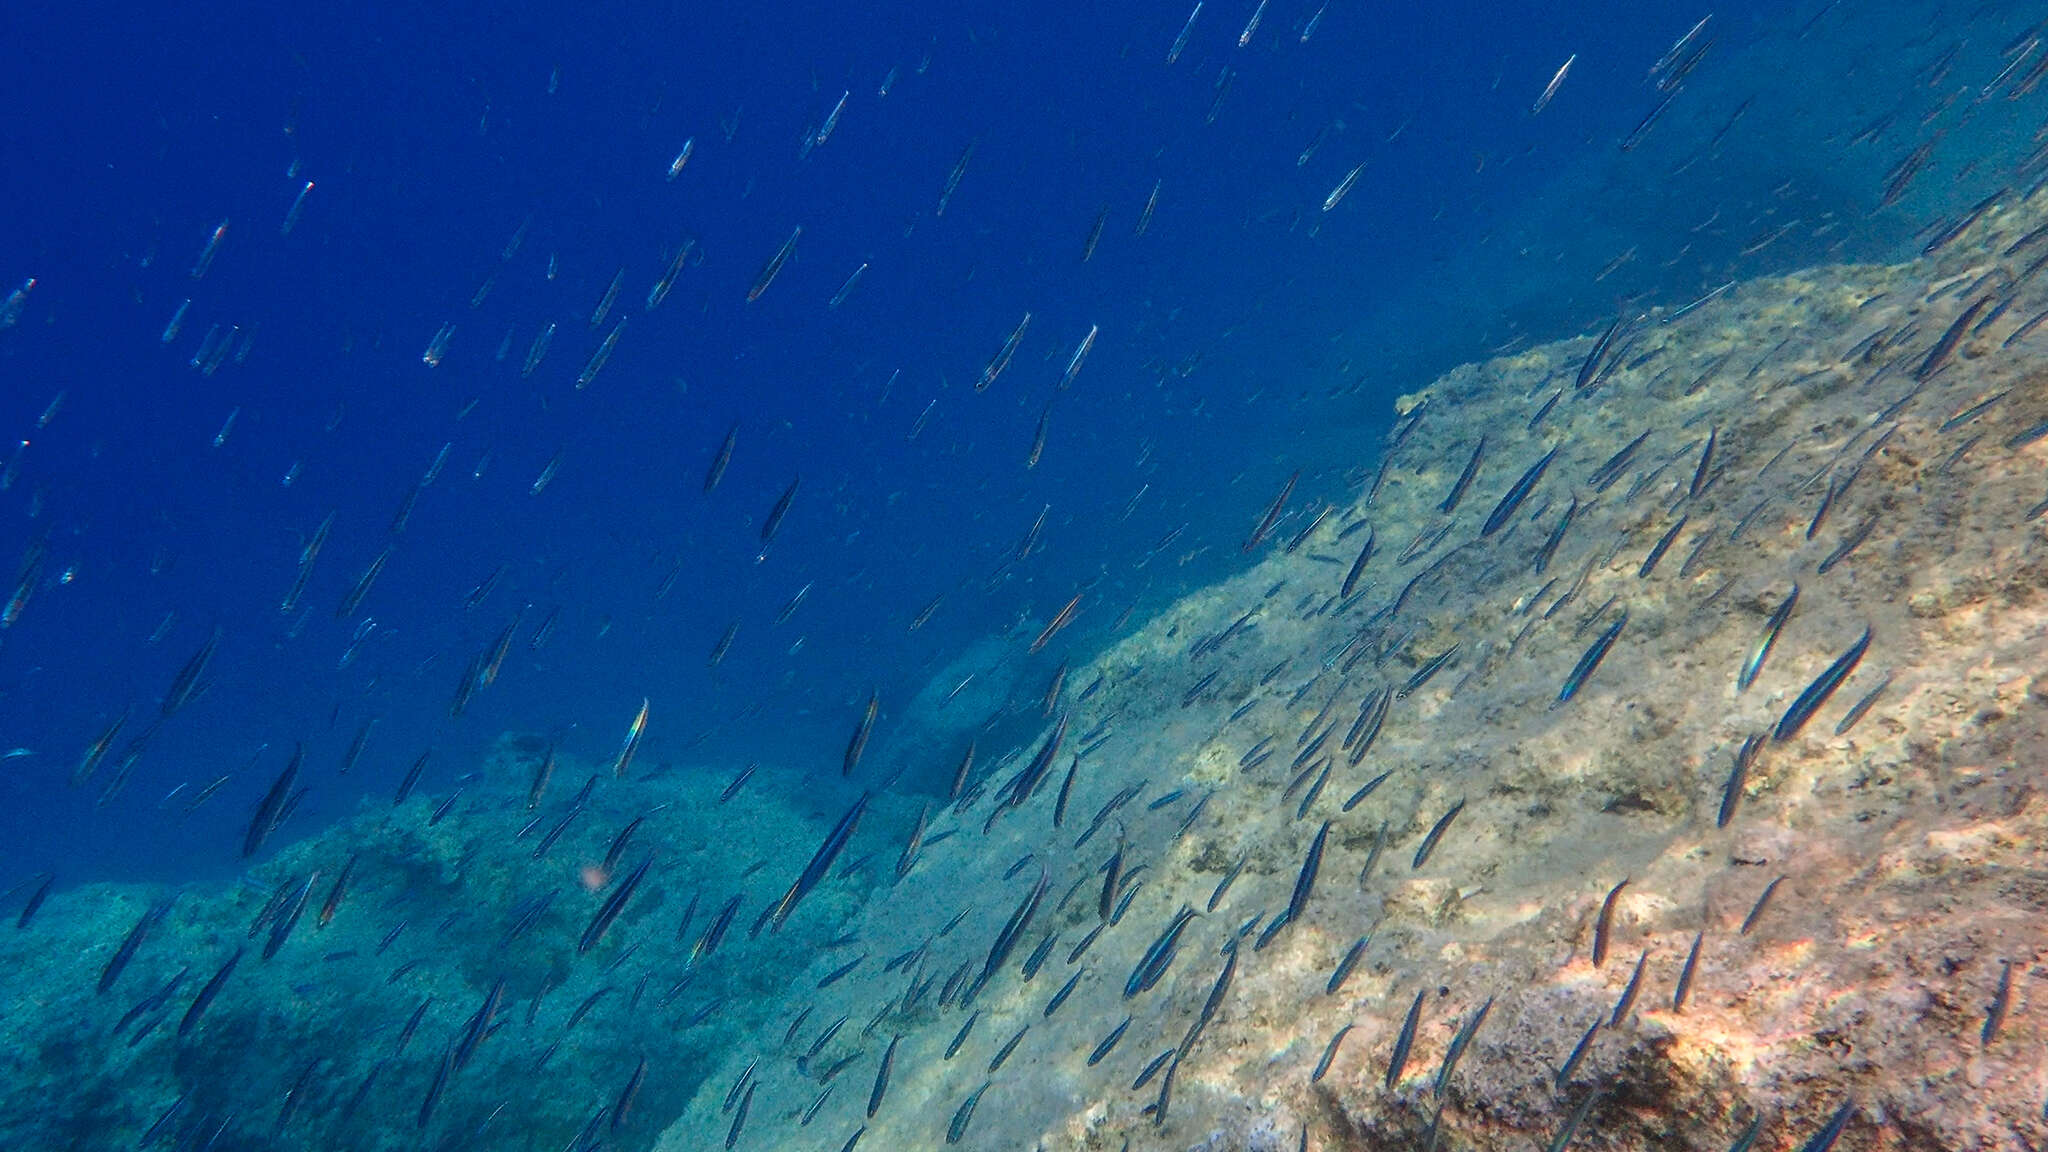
[0,0,2013,890]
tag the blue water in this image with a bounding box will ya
[9,1,2048,1149]
[0,0,2002,888]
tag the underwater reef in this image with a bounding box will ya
[9,189,2048,1152]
